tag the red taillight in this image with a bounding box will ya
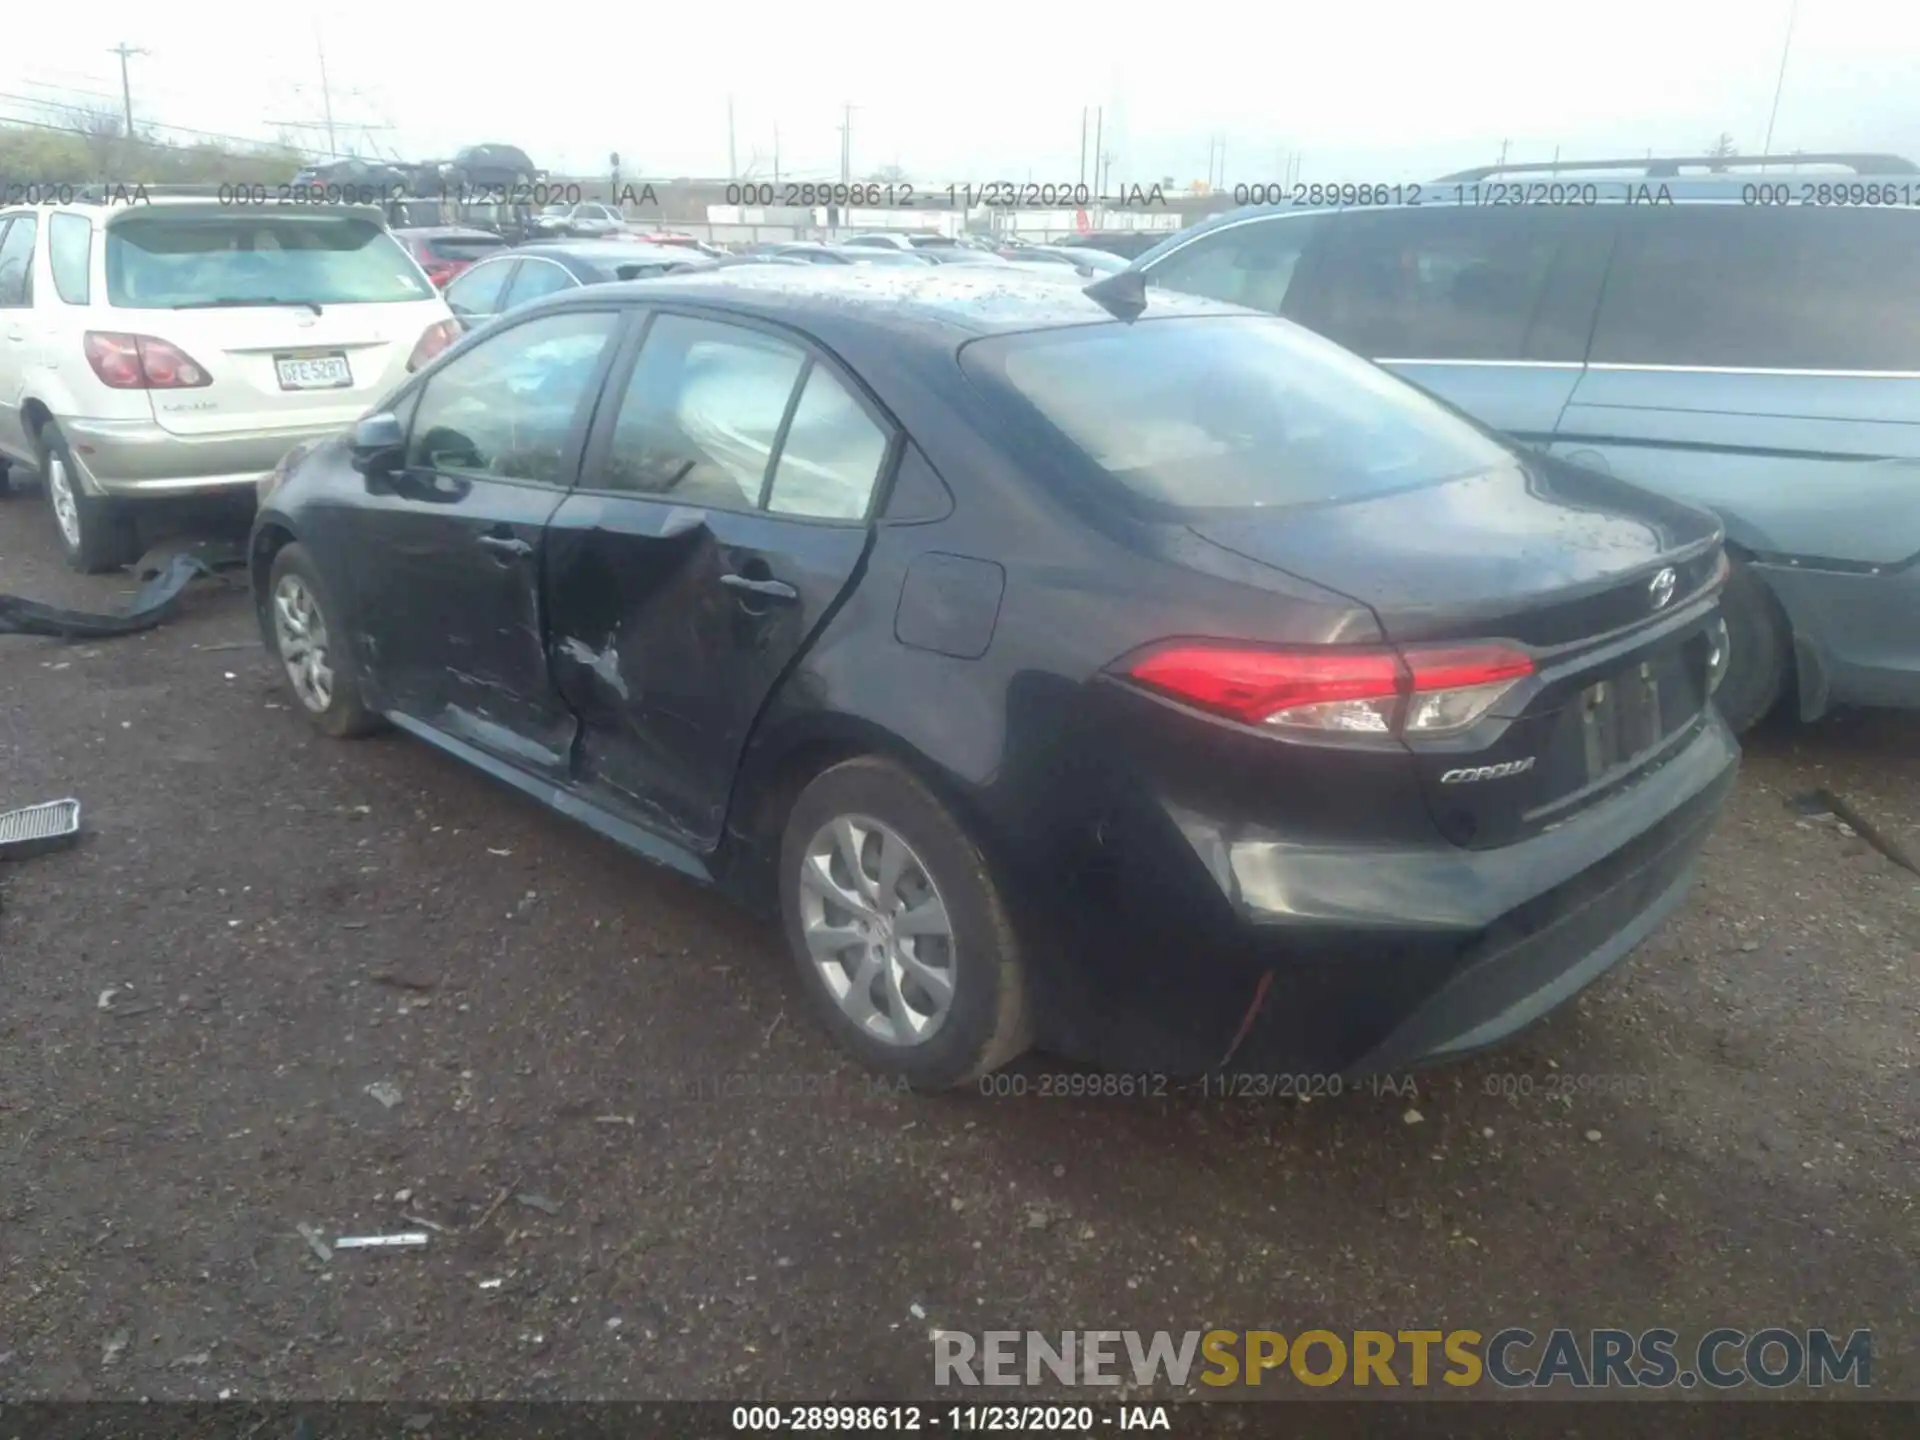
[1123,642,1534,737]
[407,318,461,372]
[83,332,212,390]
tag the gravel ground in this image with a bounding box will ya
[1,484,1915,1403]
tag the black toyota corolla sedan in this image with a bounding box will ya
[250,266,1738,1090]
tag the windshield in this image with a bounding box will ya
[965,315,1515,512]
[107,213,434,308]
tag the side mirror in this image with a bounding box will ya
[351,412,406,488]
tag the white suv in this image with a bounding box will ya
[0,198,459,571]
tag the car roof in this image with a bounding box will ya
[1131,170,1920,266]
[395,226,503,239]
[517,240,695,263]
[532,262,1244,348]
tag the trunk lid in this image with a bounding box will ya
[1190,456,1727,849]
[104,204,450,437]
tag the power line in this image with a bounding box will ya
[0,105,326,161]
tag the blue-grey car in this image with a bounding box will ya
[1129,153,1920,731]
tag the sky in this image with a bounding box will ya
[7,0,1920,186]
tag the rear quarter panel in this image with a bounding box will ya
[1552,370,1920,565]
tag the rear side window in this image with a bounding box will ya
[105,213,435,308]
[0,216,36,307]
[445,257,515,318]
[49,213,92,304]
[600,314,806,508]
[967,315,1515,513]
[1147,215,1321,315]
[1287,207,1608,362]
[1590,207,1920,371]
[502,259,578,308]
[766,366,891,520]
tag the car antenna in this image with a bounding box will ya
[1081,268,1148,322]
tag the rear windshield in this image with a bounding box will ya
[965,315,1514,512]
[106,213,434,308]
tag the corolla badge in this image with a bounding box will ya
[1440,757,1535,784]
[1648,566,1678,610]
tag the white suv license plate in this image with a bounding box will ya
[275,353,352,391]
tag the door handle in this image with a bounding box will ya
[477,532,533,561]
[720,572,798,602]
[5,327,24,342]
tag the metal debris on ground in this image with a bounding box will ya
[334,1232,429,1250]
[296,1223,333,1263]
[364,1082,403,1109]
[369,972,436,992]
[0,553,217,640]
[1815,788,1920,875]
[0,799,82,860]
[514,1193,561,1215]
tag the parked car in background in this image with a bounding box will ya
[711,254,812,269]
[627,233,728,258]
[290,157,413,193]
[0,199,456,572]
[528,202,628,240]
[1061,231,1168,261]
[393,226,511,288]
[843,232,960,251]
[752,243,869,266]
[440,241,714,331]
[994,243,1128,274]
[448,144,541,191]
[251,264,1735,1090]
[1131,152,1920,730]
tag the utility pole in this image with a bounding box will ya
[1762,0,1799,157]
[773,122,781,184]
[107,43,147,139]
[314,29,339,156]
[1497,138,1510,167]
[1079,108,1089,186]
[1092,108,1103,193]
[838,104,858,183]
[728,95,737,179]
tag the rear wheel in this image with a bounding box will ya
[266,543,383,739]
[1714,559,1792,733]
[39,424,141,573]
[779,757,1031,1090]
[0,456,13,499]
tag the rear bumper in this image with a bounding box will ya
[62,417,338,499]
[1756,559,1920,718]
[1032,712,1739,1077]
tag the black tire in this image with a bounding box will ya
[0,456,14,499]
[779,757,1031,1090]
[1714,559,1792,733]
[264,543,384,739]
[39,424,140,573]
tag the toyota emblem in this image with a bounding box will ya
[1649,566,1678,610]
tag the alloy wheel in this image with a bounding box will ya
[46,454,81,550]
[272,573,336,714]
[798,814,956,1047]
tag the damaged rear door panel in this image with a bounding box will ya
[543,309,889,850]
[349,309,629,778]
